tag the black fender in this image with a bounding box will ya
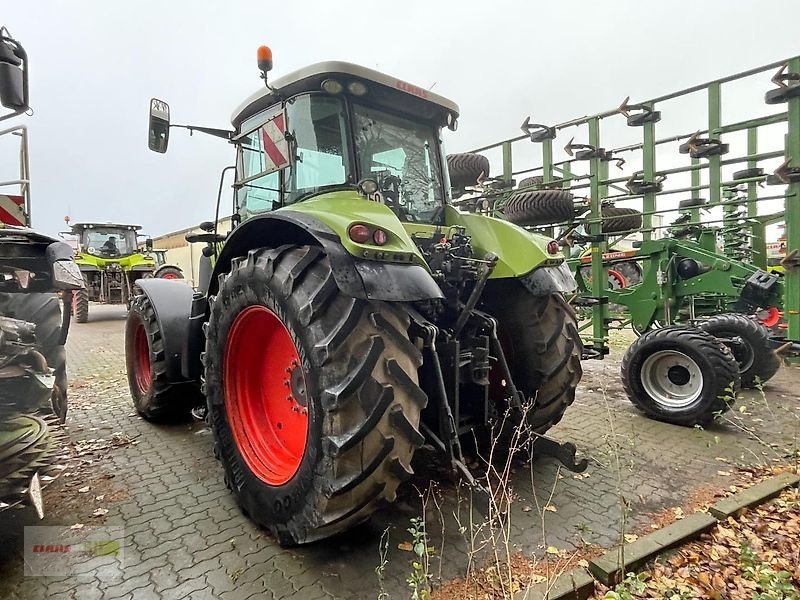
[519,262,578,295]
[208,211,443,301]
[133,278,203,384]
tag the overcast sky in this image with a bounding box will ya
[2,1,799,238]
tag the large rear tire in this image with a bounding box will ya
[697,314,781,388]
[204,245,426,545]
[484,286,583,434]
[72,287,89,323]
[621,326,740,426]
[125,293,200,421]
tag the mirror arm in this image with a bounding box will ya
[172,124,234,141]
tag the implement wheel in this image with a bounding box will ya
[205,245,426,545]
[697,314,781,388]
[622,326,739,426]
[503,190,576,227]
[447,153,490,189]
[485,285,582,434]
[125,293,200,421]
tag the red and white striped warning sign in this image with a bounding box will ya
[259,112,290,174]
[0,195,26,226]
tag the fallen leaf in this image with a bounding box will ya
[545,546,559,555]
[673,507,685,520]
[544,505,557,513]
[95,495,105,501]
[522,505,532,513]
[717,470,731,476]
[577,559,589,568]
[397,542,413,552]
[529,575,547,584]
[624,534,639,543]
[92,508,108,517]
[69,523,84,530]
[78,486,90,493]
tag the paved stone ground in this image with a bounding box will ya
[0,304,798,599]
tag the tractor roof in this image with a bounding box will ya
[231,61,460,129]
[70,223,142,231]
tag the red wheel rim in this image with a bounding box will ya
[760,307,782,328]
[608,269,627,290]
[224,306,309,486]
[161,273,178,280]
[132,322,152,393]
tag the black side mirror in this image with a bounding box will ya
[199,221,215,232]
[148,98,170,153]
[0,32,27,116]
[145,237,153,251]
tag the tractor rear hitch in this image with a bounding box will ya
[767,337,800,357]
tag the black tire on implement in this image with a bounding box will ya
[0,293,67,416]
[484,285,583,433]
[125,293,200,421]
[621,326,740,426]
[502,190,575,226]
[204,245,426,545]
[447,153,490,189]
[697,313,781,388]
[518,176,565,190]
[72,287,89,323]
[601,206,642,233]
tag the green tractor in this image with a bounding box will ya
[69,222,157,322]
[125,49,585,545]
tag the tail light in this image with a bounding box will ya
[348,224,370,244]
[373,229,387,246]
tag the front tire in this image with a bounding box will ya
[125,293,199,421]
[697,314,780,388]
[621,327,740,426]
[72,288,89,323]
[205,245,426,545]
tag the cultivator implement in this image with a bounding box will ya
[452,55,800,425]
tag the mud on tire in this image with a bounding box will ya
[484,285,583,434]
[621,326,740,426]
[204,245,427,545]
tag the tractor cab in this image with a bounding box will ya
[150,58,460,227]
[71,223,140,259]
[230,61,459,225]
